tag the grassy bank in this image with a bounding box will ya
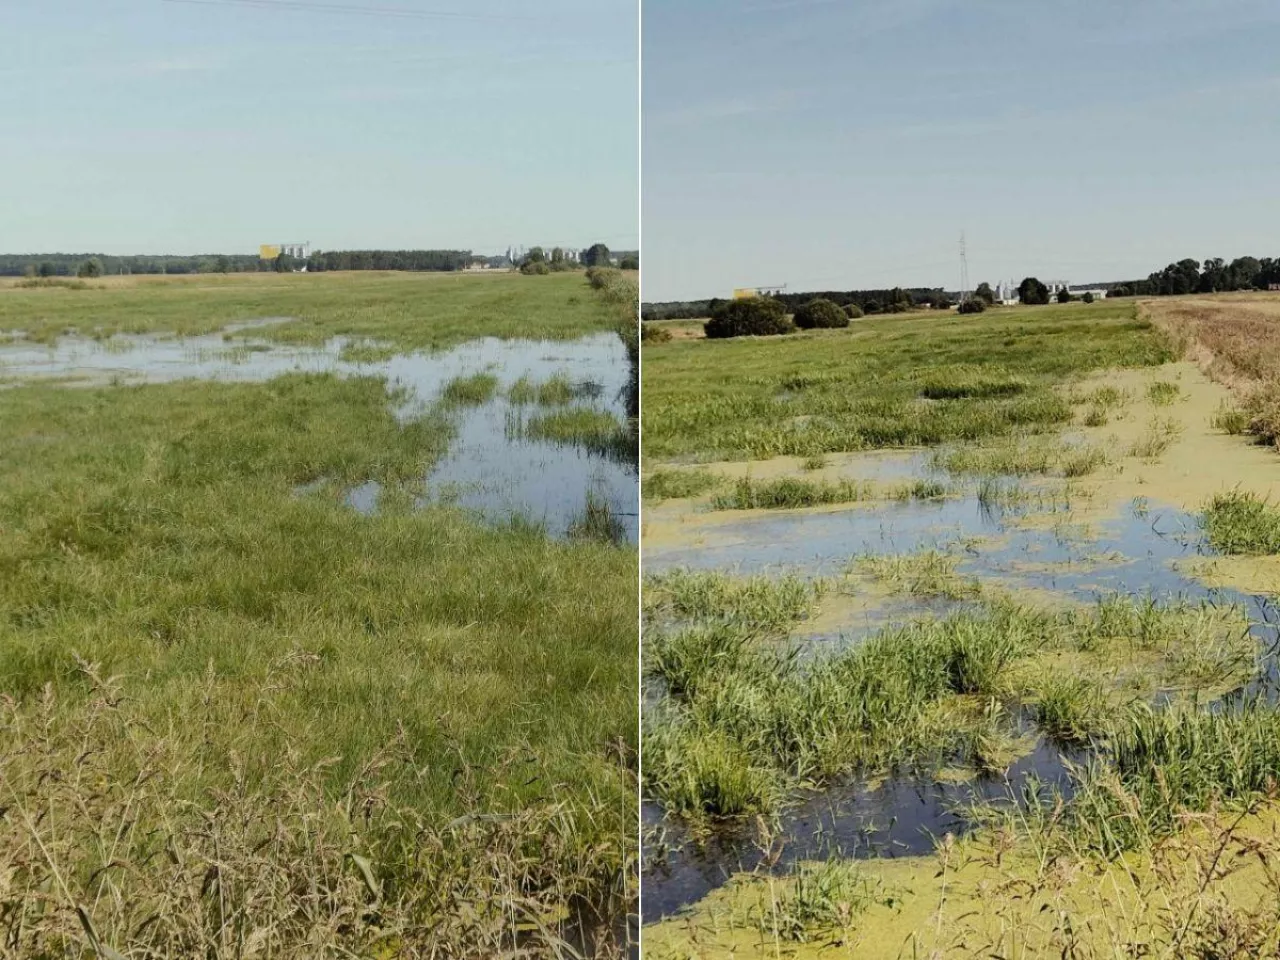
[641,301,1175,462]
[0,280,638,956]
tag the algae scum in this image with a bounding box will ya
[642,459,1280,920]
[0,324,638,541]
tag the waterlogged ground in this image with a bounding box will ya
[0,325,637,540]
[0,272,639,957]
[642,355,1280,944]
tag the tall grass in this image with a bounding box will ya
[645,595,1255,818]
[441,370,500,405]
[710,475,873,510]
[642,467,722,501]
[0,367,637,953]
[1203,489,1280,554]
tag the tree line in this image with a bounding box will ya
[643,286,946,322]
[0,250,479,277]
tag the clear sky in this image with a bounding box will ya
[643,0,1280,301]
[4,0,637,256]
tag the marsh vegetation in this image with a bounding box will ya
[642,293,1280,954]
[0,270,638,957]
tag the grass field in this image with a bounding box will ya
[0,269,629,349]
[641,301,1175,462]
[642,294,1280,955]
[0,270,638,957]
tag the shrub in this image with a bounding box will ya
[1083,291,1095,303]
[641,324,672,343]
[957,298,986,314]
[519,260,549,275]
[703,297,794,339]
[792,298,849,330]
[1057,287,1074,304]
[844,303,864,319]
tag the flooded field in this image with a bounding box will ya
[0,325,637,540]
[0,270,638,958]
[641,298,1280,956]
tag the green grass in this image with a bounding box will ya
[643,569,824,633]
[0,270,614,349]
[932,437,1109,478]
[507,372,577,406]
[1070,704,1280,856]
[1203,489,1280,554]
[644,595,1253,818]
[517,407,633,462]
[1146,380,1182,406]
[642,301,1176,461]
[851,550,981,600]
[642,467,723,501]
[0,278,638,955]
[710,475,874,510]
[441,370,500,405]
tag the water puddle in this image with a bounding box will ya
[644,740,1075,920]
[0,327,638,541]
[643,483,1280,920]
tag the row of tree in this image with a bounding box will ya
[0,244,630,278]
[643,286,946,322]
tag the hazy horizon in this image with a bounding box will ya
[643,0,1280,302]
[4,0,637,257]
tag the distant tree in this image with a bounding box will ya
[884,287,915,312]
[704,297,794,339]
[22,264,36,279]
[957,298,986,314]
[1082,291,1095,304]
[77,258,103,279]
[38,262,55,278]
[975,281,996,305]
[582,243,611,268]
[1057,286,1073,303]
[215,255,231,274]
[619,255,639,270]
[845,303,864,319]
[525,246,546,264]
[1108,284,1132,298]
[1018,277,1050,305]
[550,247,565,264]
[520,260,550,275]
[274,253,296,273]
[793,297,849,329]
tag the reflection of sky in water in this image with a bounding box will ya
[0,328,637,542]
[643,489,1280,920]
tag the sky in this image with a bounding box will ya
[643,0,1280,301]
[2,0,637,256]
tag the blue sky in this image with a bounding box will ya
[643,0,1280,301]
[3,0,636,256]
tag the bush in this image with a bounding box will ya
[619,255,639,270]
[1083,291,1095,304]
[641,324,672,343]
[845,303,864,319]
[703,297,794,339]
[1057,287,1074,303]
[519,260,550,275]
[957,298,986,314]
[792,298,849,330]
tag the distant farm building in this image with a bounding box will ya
[260,242,311,261]
[993,279,1105,304]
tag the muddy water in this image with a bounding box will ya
[0,326,638,541]
[643,490,1280,920]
